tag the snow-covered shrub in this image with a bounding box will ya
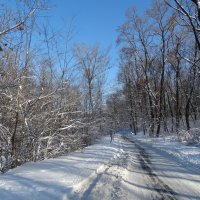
[177,128,200,145]
[0,125,12,172]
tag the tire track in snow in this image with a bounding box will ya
[123,136,178,200]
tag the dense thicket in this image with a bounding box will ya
[0,1,109,172]
[107,0,200,137]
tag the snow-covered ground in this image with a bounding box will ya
[0,135,125,200]
[127,131,200,170]
[1,132,200,200]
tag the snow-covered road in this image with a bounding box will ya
[72,135,200,200]
[0,133,200,200]
[121,136,200,200]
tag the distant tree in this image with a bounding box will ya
[74,43,110,142]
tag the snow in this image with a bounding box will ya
[126,131,200,170]
[1,131,200,199]
[0,135,125,200]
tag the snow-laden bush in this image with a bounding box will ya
[0,125,12,173]
[177,128,200,145]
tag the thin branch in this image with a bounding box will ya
[0,8,36,36]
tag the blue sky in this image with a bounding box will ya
[49,0,152,46]
[2,0,152,90]
[47,0,152,90]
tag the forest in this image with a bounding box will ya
[0,0,200,173]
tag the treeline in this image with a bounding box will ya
[107,0,200,137]
[0,1,109,172]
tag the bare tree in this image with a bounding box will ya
[115,0,200,138]
[191,0,200,20]
[74,43,109,115]
[74,43,110,141]
[165,0,200,50]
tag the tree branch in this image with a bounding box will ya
[0,8,36,36]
